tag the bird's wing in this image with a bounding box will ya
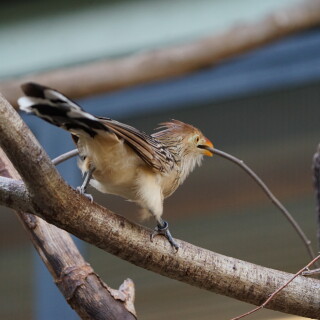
[98,117,175,173]
[18,82,175,173]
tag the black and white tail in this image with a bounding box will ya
[18,82,107,137]
[18,83,175,172]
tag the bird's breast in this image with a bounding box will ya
[159,169,180,198]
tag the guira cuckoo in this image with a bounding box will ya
[18,82,214,249]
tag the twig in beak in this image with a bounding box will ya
[205,146,316,263]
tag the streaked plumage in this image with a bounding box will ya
[18,82,214,249]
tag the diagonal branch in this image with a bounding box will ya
[213,148,316,262]
[0,94,320,318]
[1,170,320,318]
[0,147,136,319]
[312,144,320,252]
[1,0,320,107]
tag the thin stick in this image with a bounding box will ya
[302,267,320,276]
[52,149,79,166]
[231,254,320,320]
[211,147,316,261]
[312,144,320,252]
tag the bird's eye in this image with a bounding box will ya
[194,135,200,143]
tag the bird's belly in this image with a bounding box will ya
[78,135,144,200]
[90,178,137,200]
[90,160,142,200]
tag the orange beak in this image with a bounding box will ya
[201,138,214,157]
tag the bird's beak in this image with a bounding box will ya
[198,138,214,157]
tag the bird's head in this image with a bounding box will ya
[154,120,214,157]
[153,120,214,182]
[187,130,214,157]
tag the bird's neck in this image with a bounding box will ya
[154,131,203,184]
[163,142,203,184]
[178,151,203,184]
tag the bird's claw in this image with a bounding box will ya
[150,220,179,251]
[76,186,94,203]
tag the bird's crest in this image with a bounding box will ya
[155,120,200,136]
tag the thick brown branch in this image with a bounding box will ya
[0,148,136,319]
[0,95,319,318]
[1,0,320,107]
[1,176,319,318]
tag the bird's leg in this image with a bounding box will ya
[76,166,95,202]
[150,218,179,250]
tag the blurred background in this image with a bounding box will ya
[1,0,320,319]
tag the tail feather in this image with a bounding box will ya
[18,83,175,173]
[18,82,107,137]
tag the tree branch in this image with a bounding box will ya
[0,176,31,212]
[0,147,136,319]
[52,148,78,166]
[232,254,320,320]
[1,0,320,107]
[312,144,320,252]
[0,95,319,317]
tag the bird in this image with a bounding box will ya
[18,82,214,249]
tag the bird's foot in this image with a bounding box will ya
[76,186,93,202]
[150,220,179,251]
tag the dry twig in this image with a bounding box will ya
[231,254,320,320]
[312,144,320,252]
[213,148,316,261]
